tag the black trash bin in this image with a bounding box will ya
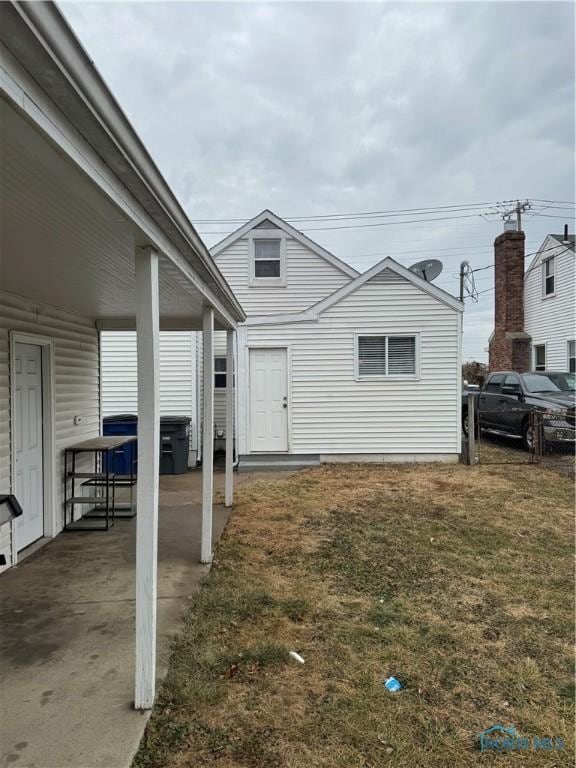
[159,416,191,475]
[103,414,138,475]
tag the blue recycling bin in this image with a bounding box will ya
[102,414,138,475]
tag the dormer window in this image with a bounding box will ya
[542,256,555,296]
[249,230,287,286]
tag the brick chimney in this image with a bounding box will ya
[488,229,531,372]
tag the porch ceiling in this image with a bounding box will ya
[0,97,228,330]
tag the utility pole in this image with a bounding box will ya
[459,260,469,302]
[501,200,530,231]
[515,200,526,231]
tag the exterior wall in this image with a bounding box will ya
[100,331,198,458]
[0,290,100,571]
[488,230,530,372]
[213,331,228,447]
[213,232,351,316]
[238,275,461,457]
[524,237,575,370]
[197,330,234,453]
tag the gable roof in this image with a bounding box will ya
[210,209,359,278]
[550,233,575,249]
[308,256,464,315]
[245,255,463,326]
[525,233,575,274]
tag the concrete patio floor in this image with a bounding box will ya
[0,469,267,768]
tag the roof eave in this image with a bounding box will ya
[1,0,245,323]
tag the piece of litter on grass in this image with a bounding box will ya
[289,651,305,664]
[383,676,402,693]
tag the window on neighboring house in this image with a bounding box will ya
[542,257,555,296]
[357,335,417,377]
[254,238,281,278]
[568,340,575,373]
[214,357,227,388]
[534,344,546,371]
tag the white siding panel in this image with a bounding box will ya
[214,331,227,438]
[524,240,575,369]
[244,280,460,456]
[214,236,351,316]
[0,290,100,570]
[100,331,198,456]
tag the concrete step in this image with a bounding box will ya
[238,454,320,473]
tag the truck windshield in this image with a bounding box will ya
[522,373,576,393]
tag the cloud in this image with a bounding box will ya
[60,1,575,361]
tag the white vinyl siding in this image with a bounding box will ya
[0,290,100,571]
[100,331,198,455]
[196,330,232,446]
[525,237,575,370]
[213,331,229,440]
[214,235,351,315]
[240,275,460,456]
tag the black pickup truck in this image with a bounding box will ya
[462,370,576,450]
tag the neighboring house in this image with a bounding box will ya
[0,0,243,709]
[524,230,575,372]
[100,331,199,461]
[206,210,464,467]
[488,227,575,373]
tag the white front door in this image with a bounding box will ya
[249,348,288,452]
[14,343,44,550]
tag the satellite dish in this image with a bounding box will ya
[409,258,443,282]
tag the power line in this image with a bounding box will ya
[192,199,512,224]
[469,240,573,274]
[463,242,574,299]
[199,211,495,235]
[195,198,575,228]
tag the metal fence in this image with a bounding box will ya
[463,399,575,473]
[536,411,576,474]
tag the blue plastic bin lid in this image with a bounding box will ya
[103,414,138,423]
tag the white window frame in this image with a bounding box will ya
[533,343,546,371]
[568,340,575,373]
[354,332,420,380]
[214,356,227,389]
[248,230,287,287]
[542,256,555,298]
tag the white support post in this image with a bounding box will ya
[224,329,235,507]
[134,247,160,710]
[201,306,214,563]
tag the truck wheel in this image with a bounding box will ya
[522,419,535,452]
[463,409,469,436]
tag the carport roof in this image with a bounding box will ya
[0,1,245,329]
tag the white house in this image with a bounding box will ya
[524,231,575,372]
[208,211,464,466]
[0,0,243,710]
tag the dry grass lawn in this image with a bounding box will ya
[134,463,574,768]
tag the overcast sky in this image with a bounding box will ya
[61,1,575,361]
